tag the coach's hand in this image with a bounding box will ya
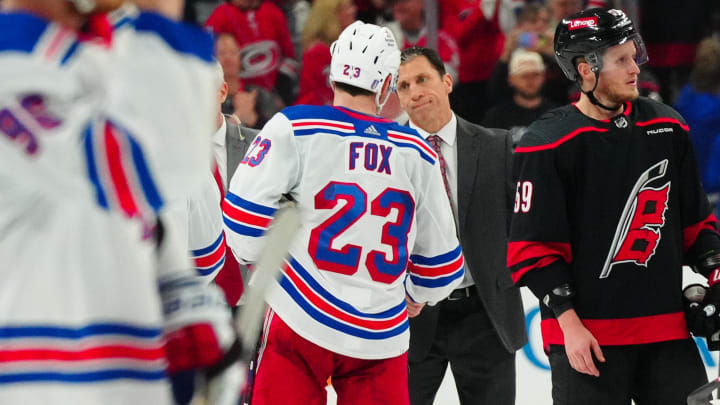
[558,309,605,377]
[405,295,425,318]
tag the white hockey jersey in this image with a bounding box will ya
[0,7,217,404]
[224,105,464,359]
[165,170,226,281]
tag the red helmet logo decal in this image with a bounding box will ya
[568,17,598,30]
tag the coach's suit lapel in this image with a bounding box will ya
[456,117,480,234]
[225,120,245,187]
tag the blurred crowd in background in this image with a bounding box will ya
[181,1,720,199]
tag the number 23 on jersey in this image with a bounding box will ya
[309,181,415,284]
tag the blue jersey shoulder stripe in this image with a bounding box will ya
[134,12,214,62]
[0,12,48,54]
[410,245,462,266]
[225,192,276,216]
[279,275,409,340]
[0,323,161,339]
[0,369,166,385]
[283,105,436,164]
[288,257,406,319]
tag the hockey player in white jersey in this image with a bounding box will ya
[0,1,240,404]
[223,21,464,405]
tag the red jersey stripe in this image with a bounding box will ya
[284,261,407,331]
[683,214,719,253]
[515,127,608,153]
[635,117,690,131]
[223,200,273,228]
[0,345,165,362]
[408,255,465,278]
[540,312,689,347]
[104,124,138,217]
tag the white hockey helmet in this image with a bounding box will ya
[329,21,401,112]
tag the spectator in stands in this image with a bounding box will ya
[206,0,298,105]
[354,0,391,24]
[271,0,311,63]
[385,0,460,84]
[484,49,556,146]
[676,35,720,193]
[548,0,581,30]
[640,0,717,103]
[295,0,357,106]
[215,33,284,129]
[487,3,572,106]
[439,0,506,124]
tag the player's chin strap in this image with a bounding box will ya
[375,88,391,115]
[582,70,623,112]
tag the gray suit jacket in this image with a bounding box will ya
[224,116,259,188]
[223,116,259,291]
[409,116,527,361]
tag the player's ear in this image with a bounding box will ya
[219,81,229,104]
[443,73,453,94]
[576,61,595,91]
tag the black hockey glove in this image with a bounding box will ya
[683,283,720,343]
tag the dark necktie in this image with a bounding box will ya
[428,135,453,204]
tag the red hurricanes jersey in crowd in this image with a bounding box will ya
[439,0,504,83]
[295,42,332,106]
[509,97,720,349]
[206,2,295,90]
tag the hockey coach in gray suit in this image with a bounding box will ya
[397,47,527,405]
[212,62,259,306]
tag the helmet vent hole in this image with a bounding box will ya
[362,45,368,53]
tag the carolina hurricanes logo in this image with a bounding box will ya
[600,160,670,279]
[569,17,598,30]
[238,40,281,79]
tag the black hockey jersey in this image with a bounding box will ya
[508,97,720,348]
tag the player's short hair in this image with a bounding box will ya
[400,47,446,77]
[333,81,374,97]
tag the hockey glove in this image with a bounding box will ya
[160,275,243,405]
[683,283,720,341]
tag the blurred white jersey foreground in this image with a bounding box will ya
[0,5,217,404]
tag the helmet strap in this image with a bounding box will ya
[374,77,393,114]
[583,71,622,112]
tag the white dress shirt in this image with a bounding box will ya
[212,118,227,187]
[410,113,475,289]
